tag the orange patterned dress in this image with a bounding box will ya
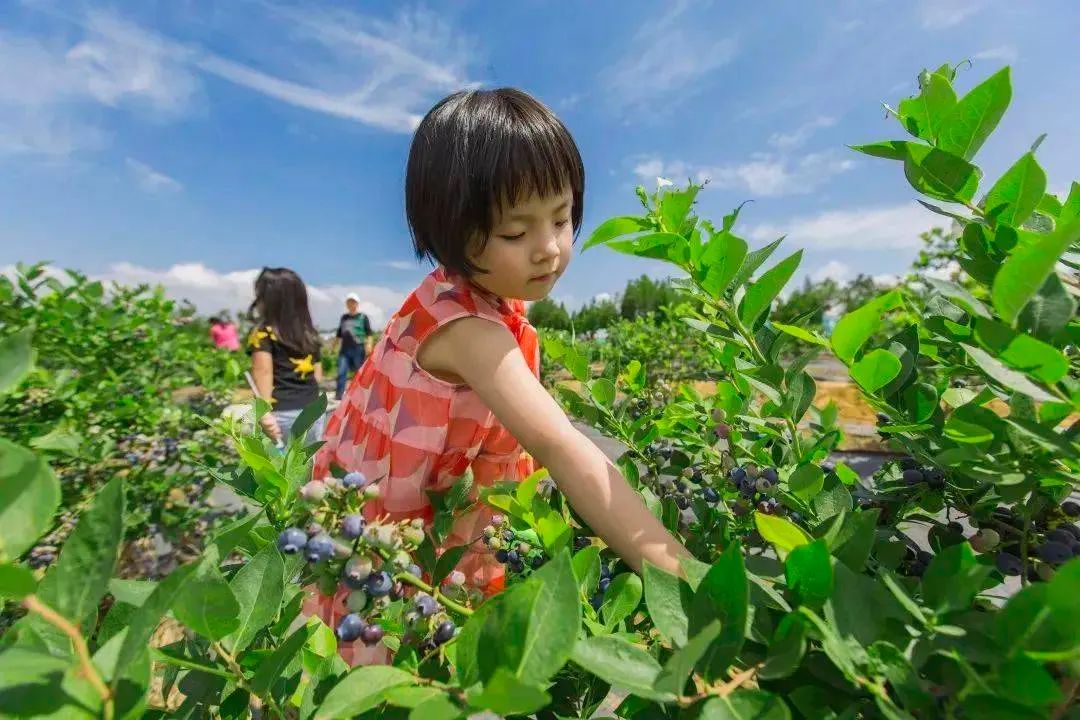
[305,267,539,664]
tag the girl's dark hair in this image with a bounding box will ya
[406,88,585,275]
[249,267,321,355]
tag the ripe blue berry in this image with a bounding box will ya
[511,560,525,574]
[341,514,365,539]
[502,530,515,543]
[1037,541,1072,565]
[1046,529,1073,545]
[495,549,509,563]
[995,552,1023,576]
[761,467,779,483]
[729,467,747,484]
[342,471,368,489]
[336,614,365,642]
[277,527,308,554]
[702,488,719,503]
[433,620,456,645]
[1062,501,1080,517]
[902,469,924,485]
[365,570,393,597]
[899,457,918,471]
[675,495,690,510]
[574,536,590,550]
[590,594,603,610]
[507,550,520,563]
[531,555,544,569]
[598,577,611,593]
[414,594,438,617]
[360,624,384,646]
[305,534,334,563]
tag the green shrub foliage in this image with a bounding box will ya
[1,62,1078,719]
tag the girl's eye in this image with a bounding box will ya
[555,218,570,228]
[499,232,526,241]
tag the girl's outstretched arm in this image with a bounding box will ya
[420,317,689,576]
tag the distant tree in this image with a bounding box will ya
[572,299,620,334]
[527,298,571,330]
[620,275,679,320]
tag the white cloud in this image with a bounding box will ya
[94,262,406,329]
[919,0,984,29]
[747,204,936,251]
[1,5,475,158]
[592,292,613,303]
[125,157,182,193]
[768,116,836,150]
[379,260,417,271]
[973,45,1019,63]
[810,260,854,284]
[603,1,738,111]
[632,150,855,197]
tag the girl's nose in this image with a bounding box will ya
[532,229,560,263]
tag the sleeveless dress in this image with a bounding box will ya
[305,267,539,664]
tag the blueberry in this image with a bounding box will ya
[503,530,515,543]
[995,552,1023,576]
[335,614,365,642]
[947,521,964,535]
[342,471,368,489]
[507,550,520,563]
[531,555,544,569]
[1037,541,1072,565]
[902,469,924,485]
[691,468,704,484]
[1046,529,1073,545]
[702,488,719,503]
[1072,542,1080,558]
[899,457,918,471]
[590,594,603,611]
[365,570,393,597]
[342,556,373,589]
[418,639,438,655]
[1066,525,1080,541]
[729,467,747,484]
[600,565,612,580]
[511,560,525,574]
[908,561,927,577]
[277,527,308,554]
[789,512,804,524]
[574,536,590,550]
[305,534,335,563]
[406,563,422,578]
[876,412,890,424]
[761,467,779,483]
[1063,501,1080,517]
[925,469,945,489]
[821,462,835,474]
[360,623,385,646]
[341,514,365,540]
[598,577,611,593]
[917,550,932,565]
[675,495,690,510]
[414,593,439,617]
[433,620,456,645]
[495,549,509,563]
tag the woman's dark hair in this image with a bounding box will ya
[405,88,585,275]
[249,267,321,355]
[209,316,223,326]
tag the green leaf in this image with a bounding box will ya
[660,184,701,232]
[0,328,34,396]
[903,143,981,203]
[572,545,601,598]
[921,543,991,615]
[653,620,721,695]
[603,572,643,628]
[700,690,792,719]
[995,654,1064,707]
[583,216,650,251]
[29,426,82,456]
[850,349,902,393]
[0,648,73,716]
[972,317,1068,384]
[290,393,328,443]
[785,371,817,424]
[224,543,285,652]
[785,540,833,608]
[466,668,550,716]
[998,558,1080,660]
[850,139,909,160]
[210,510,265,558]
[110,563,196,686]
[755,514,811,554]
[993,217,1080,323]
[409,695,462,720]
[832,509,880,572]
[898,71,957,141]
[788,464,824,502]
[0,562,36,599]
[739,250,803,327]
[588,378,616,408]
[760,614,807,680]
[959,695,1045,720]
[962,344,1056,403]
[731,238,783,291]
[944,403,1000,444]
[643,560,693,647]
[172,551,240,641]
[698,230,748,299]
[772,322,827,347]
[938,67,1012,160]
[606,232,687,264]
[1060,181,1080,224]
[36,476,124,622]
[315,665,414,719]
[433,545,469,589]
[251,621,316,696]
[570,635,674,702]
[0,439,61,563]
[924,277,991,318]
[831,290,905,364]
[984,152,1047,227]
[690,543,749,681]
[1018,273,1076,340]
[108,579,157,607]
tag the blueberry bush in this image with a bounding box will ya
[1,62,1078,719]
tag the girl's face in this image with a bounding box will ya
[467,188,574,301]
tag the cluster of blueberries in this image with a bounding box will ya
[727,465,781,515]
[983,503,1080,578]
[589,563,615,611]
[482,515,546,576]
[897,457,946,490]
[118,433,179,467]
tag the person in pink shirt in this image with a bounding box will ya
[209,317,240,351]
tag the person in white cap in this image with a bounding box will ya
[332,292,374,399]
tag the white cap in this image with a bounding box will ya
[345,292,360,303]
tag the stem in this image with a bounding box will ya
[22,595,114,720]
[211,641,286,720]
[393,570,474,617]
[1020,502,1033,587]
[1051,677,1078,720]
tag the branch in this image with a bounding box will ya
[211,641,286,720]
[22,595,114,720]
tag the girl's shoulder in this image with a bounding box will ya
[246,324,279,353]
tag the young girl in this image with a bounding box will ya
[247,267,326,444]
[309,88,688,662]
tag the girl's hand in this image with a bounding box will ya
[260,413,283,442]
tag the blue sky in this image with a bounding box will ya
[2,0,1078,327]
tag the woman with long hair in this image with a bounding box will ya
[247,267,325,443]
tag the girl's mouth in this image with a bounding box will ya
[529,272,555,283]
